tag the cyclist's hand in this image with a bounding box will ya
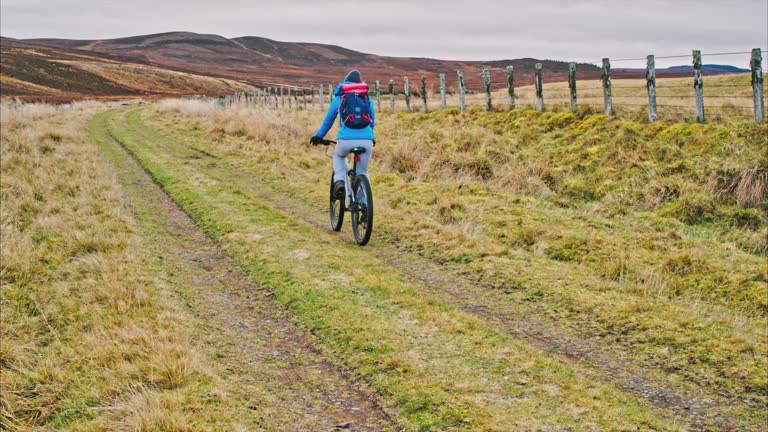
[309,136,324,146]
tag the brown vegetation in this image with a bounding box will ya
[0,38,251,102]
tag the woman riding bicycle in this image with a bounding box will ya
[309,70,375,199]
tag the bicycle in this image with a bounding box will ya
[319,139,374,246]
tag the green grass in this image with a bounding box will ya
[141,99,767,428]
[99,106,683,430]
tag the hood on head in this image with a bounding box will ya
[344,70,362,83]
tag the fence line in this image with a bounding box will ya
[214,48,766,123]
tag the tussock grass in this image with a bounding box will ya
[147,99,767,427]
[0,103,246,430]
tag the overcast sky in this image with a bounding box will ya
[2,0,766,67]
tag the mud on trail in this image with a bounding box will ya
[91,105,764,431]
[91,112,400,431]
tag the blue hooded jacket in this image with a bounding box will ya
[316,81,376,141]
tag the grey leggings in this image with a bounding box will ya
[333,139,374,182]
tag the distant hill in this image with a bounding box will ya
[18,32,600,93]
[614,64,749,74]
[0,37,252,102]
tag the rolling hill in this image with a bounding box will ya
[18,32,600,94]
[4,31,752,102]
[0,37,252,102]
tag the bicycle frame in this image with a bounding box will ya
[321,138,365,212]
[343,154,360,208]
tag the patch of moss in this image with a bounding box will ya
[659,193,718,225]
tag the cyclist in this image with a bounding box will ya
[309,70,375,199]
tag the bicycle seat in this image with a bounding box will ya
[350,147,367,155]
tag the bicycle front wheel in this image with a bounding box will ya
[351,175,373,245]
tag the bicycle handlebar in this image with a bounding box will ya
[321,139,337,146]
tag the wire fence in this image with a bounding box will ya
[217,48,767,123]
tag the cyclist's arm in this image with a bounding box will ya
[316,97,340,138]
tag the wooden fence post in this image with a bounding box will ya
[483,68,492,111]
[302,86,307,110]
[601,58,613,115]
[535,63,544,112]
[751,48,764,123]
[421,75,428,112]
[287,87,292,109]
[457,70,466,112]
[506,66,515,109]
[267,87,271,108]
[311,84,316,111]
[693,50,704,122]
[319,84,325,111]
[439,73,446,110]
[281,87,285,109]
[375,80,381,113]
[646,55,658,122]
[404,77,411,112]
[273,87,278,109]
[293,86,299,109]
[568,62,577,111]
[329,83,333,106]
[389,80,395,112]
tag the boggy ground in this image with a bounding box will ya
[98,100,765,431]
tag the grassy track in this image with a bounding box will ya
[89,110,399,431]
[112,101,766,430]
[93,101,768,430]
[97,106,691,430]
[1,103,397,431]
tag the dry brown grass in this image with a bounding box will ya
[381,73,767,123]
[0,102,243,430]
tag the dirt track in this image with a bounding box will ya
[92,114,401,431]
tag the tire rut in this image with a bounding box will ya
[209,158,748,431]
[95,115,402,432]
[245,177,743,431]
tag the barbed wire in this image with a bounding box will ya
[587,50,768,64]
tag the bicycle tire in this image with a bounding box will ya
[351,175,373,245]
[329,173,344,231]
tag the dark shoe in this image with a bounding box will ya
[333,181,345,199]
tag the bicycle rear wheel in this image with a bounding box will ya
[329,173,344,231]
[351,175,373,245]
